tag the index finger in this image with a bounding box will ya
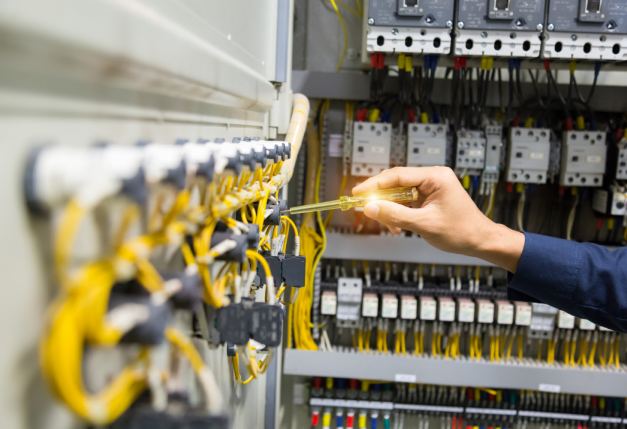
[352,167,432,195]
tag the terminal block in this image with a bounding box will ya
[559,130,607,187]
[336,278,363,328]
[592,186,627,216]
[351,122,392,176]
[506,127,551,184]
[482,125,503,184]
[455,0,546,57]
[364,0,453,56]
[406,123,447,167]
[544,0,627,60]
[455,130,486,176]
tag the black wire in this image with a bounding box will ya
[528,69,550,109]
[497,68,505,116]
[573,72,599,105]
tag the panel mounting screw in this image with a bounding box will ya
[446,20,453,28]
[368,18,375,25]
[536,23,543,31]
[457,21,465,29]
[481,31,488,38]
[391,28,399,35]
[571,34,577,41]
[547,23,555,31]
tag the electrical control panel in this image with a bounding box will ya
[364,0,454,56]
[352,122,392,176]
[506,127,551,184]
[455,130,486,176]
[482,125,503,183]
[406,122,447,167]
[592,186,627,215]
[559,130,607,187]
[454,0,545,57]
[544,0,627,60]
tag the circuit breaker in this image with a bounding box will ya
[455,130,486,176]
[352,122,392,176]
[336,278,363,328]
[406,123,447,167]
[482,125,503,184]
[592,186,627,216]
[364,0,454,56]
[559,130,607,187]
[529,303,557,339]
[544,0,627,60]
[506,127,551,184]
[454,0,546,57]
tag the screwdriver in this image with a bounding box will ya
[280,186,419,215]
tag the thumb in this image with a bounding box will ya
[363,201,419,232]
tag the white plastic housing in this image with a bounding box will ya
[367,26,451,55]
[542,32,627,61]
[455,29,541,58]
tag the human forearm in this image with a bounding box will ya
[469,222,525,273]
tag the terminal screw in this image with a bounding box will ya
[368,18,375,25]
[536,23,543,31]
[457,21,465,29]
[446,20,453,28]
[547,23,555,31]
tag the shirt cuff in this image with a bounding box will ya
[506,232,581,306]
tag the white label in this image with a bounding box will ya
[321,291,337,315]
[420,297,436,320]
[538,384,561,393]
[371,146,385,154]
[477,301,494,324]
[328,134,343,157]
[497,302,514,325]
[426,147,441,155]
[515,303,532,326]
[469,149,483,157]
[587,155,602,163]
[401,296,418,320]
[395,373,417,383]
[557,311,575,329]
[458,300,476,323]
[438,299,456,322]
[599,325,613,331]
[578,318,596,330]
[530,152,545,159]
[362,293,379,317]
[381,294,398,319]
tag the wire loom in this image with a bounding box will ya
[39,97,310,424]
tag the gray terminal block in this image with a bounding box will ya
[365,0,453,55]
[336,277,363,328]
[506,127,551,184]
[529,303,558,339]
[455,0,545,57]
[559,130,607,187]
[544,0,627,60]
[455,130,486,176]
[352,122,392,177]
[616,146,627,180]
[406,123,447,167]
[482,125,504,184]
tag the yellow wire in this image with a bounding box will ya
[324,0,361,17]
[328,0,347,72]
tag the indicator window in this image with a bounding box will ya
[404,0,418,7]
[495,0,510,10]
[586,0,602,13]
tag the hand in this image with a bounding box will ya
[352,167,525,272]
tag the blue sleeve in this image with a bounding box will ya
[507,232,627,333]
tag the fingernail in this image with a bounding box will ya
[364,202,379,219]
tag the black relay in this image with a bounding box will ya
[250,302,284,347]
[282,255,306,288]
[216,298,253,345]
